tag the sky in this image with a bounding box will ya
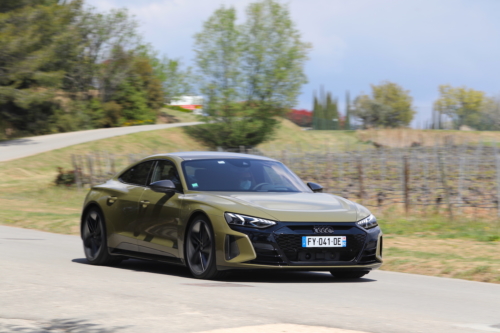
[86,0,500,127]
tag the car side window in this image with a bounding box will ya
[150,160,183,192]
[119,161,155,186]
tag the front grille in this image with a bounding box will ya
[274,233,366,263]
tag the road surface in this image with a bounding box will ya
[1,225,499,333]
[0,122,201,162]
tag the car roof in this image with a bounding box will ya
[152,151,276,161]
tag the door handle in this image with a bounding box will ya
[140,200,150,208]
[108,196,118,204]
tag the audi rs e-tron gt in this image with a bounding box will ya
[81,152,383,279]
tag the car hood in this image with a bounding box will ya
[207,192,368,222]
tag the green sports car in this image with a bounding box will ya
[80,152,383,279]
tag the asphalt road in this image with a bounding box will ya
[0,122,201,162]
[1,226,500,333]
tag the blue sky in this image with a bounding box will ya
[86,0,500,127]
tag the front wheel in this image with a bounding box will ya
[185,216,225,280]
[330,270,369,279]
[82,207,121,266]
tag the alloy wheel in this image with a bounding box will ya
[186,219,213,275]
[83,210,103,261]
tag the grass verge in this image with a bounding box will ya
[382,236,500,283]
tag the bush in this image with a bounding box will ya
[184,116,278,149]
[55,167,75,186]
[287,109,312,127]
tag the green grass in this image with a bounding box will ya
[378,214,500,242]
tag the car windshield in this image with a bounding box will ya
[181,159,311,192]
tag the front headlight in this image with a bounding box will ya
[224,212,277,229]
[357,214,378,229]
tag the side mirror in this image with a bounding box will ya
[149,180,177,193]
[307,182,323,193]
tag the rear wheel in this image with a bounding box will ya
[82,207,122,266]
[185,216,225,280]
[330,270,369,279]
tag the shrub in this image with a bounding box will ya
[287,109,312,127]
[55,167,75,186]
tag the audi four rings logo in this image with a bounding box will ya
[313,226,334,234]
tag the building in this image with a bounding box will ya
[169,96,204,114]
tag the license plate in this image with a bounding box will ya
[302,236,346,248]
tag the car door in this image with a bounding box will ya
[107,160,155,253]
[135,159,184,258]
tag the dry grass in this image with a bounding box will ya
[382,236,500,283]
[358,128,500,148]
[258,120,368,152]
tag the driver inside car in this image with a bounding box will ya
[238,169,253,190]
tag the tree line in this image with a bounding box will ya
[2,0,498,147]
[310,82,500,131]
[0,0,192,140]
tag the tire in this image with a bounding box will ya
[81,207,122,266]
[330,270,369,279]
[185,215,226,280]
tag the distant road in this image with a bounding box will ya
[0,122,201,162]
[1,225,500,333]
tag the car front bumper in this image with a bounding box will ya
[217,222,383,271]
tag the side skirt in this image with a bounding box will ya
[109,247,185,266]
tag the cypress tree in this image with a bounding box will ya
[345,91,351,130]
[325,93,332,130]
[312,94,319,129]
[326,93,339,130]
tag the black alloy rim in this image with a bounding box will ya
[186,220,213,275]
[83,211,103,260]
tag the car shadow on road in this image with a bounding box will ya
[0,318,128,333]
[72,258,376,284]
[0,138,37,146]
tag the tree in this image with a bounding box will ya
[344,91,351,130]
[186,0,310,149]
[132,56,165,112]
[312,94,320,129]
[0,0,83,135]
[241,0,309,110]
[0,2,174,138]
[433,85,488,130]
[476,97,500,130]
[136,45,194,103]
[352,81,415,128]
[325,92,339,130]
[312,90,339,130]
